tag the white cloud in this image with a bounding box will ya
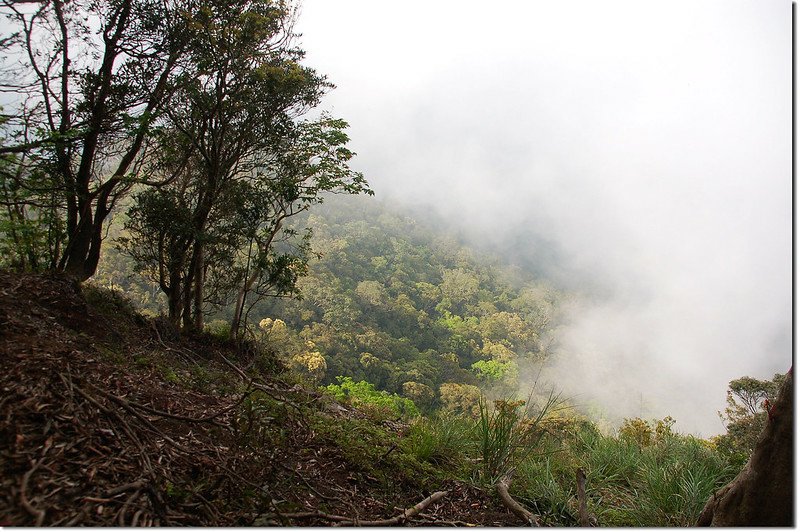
[297,0,792,436]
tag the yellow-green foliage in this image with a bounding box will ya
[288,348,327,382]
[325,376,419,419]
[402,381,435,411]
[618,416,675,447]
[439,382,482,417]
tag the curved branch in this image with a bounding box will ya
[496,474,540,526]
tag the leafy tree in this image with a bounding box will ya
[714,373,786,464]
[440,268,480,314]
[401,381,435,411]
[119,0,369,331]
[0,0,192,279]
[228,116,371,336]
[471,359,519,391]
[288,349,327,383]
[439,382,483,417]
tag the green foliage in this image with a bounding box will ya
[204,319,232,341]
[0,158,63,272]
[401,381,435,411]
[234,390,287,449]
[630,435,733,526]
[514,457,577,526]
[618,416,674,447]
[324,376,419,419]
[402,414,473,470]
[471,359,518,385]
[0,0,200,279]
[714,372,786,464]
[439,382,483,417]
[237,195,562,408]
[528,415,737,527]
[475,393,562,485]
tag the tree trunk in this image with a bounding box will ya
[697,368,793,526]
[166,270,183,327]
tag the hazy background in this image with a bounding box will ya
[295,0,792,436]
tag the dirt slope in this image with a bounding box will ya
[0,273,517,526]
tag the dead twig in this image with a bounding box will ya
[86,381,242,428]
[20,457,46,526]
[106,479,148,497]
[276,462,345,503]
[218,352,304,412]
[280,490,449,526]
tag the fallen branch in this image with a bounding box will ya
[218,352,303,411]
[86,381,244,428]
[277,490,449,526]
[496,474,540,526]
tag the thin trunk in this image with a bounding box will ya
[230,238,255,338]
[230,220,283,337]
[192,240,204,331]
[167,269,183,326]
[182,257,195,331]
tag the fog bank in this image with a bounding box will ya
[296,0,792,436]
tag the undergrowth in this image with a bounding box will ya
[396,401,738,527]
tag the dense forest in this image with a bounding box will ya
[96,195,563,411]
[0,0,791,526]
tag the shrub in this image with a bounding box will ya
[325,376,419,419]
[475,391,562,485]
[204,319,231,340]
[439,382,482,417]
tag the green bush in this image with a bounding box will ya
[402,414,472,470]
[204,319,232,341]
[325,376,419,419]
[518,415,736,527]
[474,392,562,485]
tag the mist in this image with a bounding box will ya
[296,0,792,436]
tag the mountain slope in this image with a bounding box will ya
[0,272,521,526]
[237,195,563,407]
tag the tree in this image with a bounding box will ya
[439,382,482,417]
[228,116,371,337]
[715,373,786,461]
[120,0,370,331]
[698,369,792,526]
[440,268,479,314]
[0,0,192,279]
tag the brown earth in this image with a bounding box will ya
[0,272,521,526]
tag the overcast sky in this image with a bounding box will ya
[295,0,792,436]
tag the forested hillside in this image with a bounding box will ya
[95,193,562,414]
[218,196,561,407]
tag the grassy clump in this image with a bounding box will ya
[540,417,737,526]
[396,400,737,527]
[401,414,473,473]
